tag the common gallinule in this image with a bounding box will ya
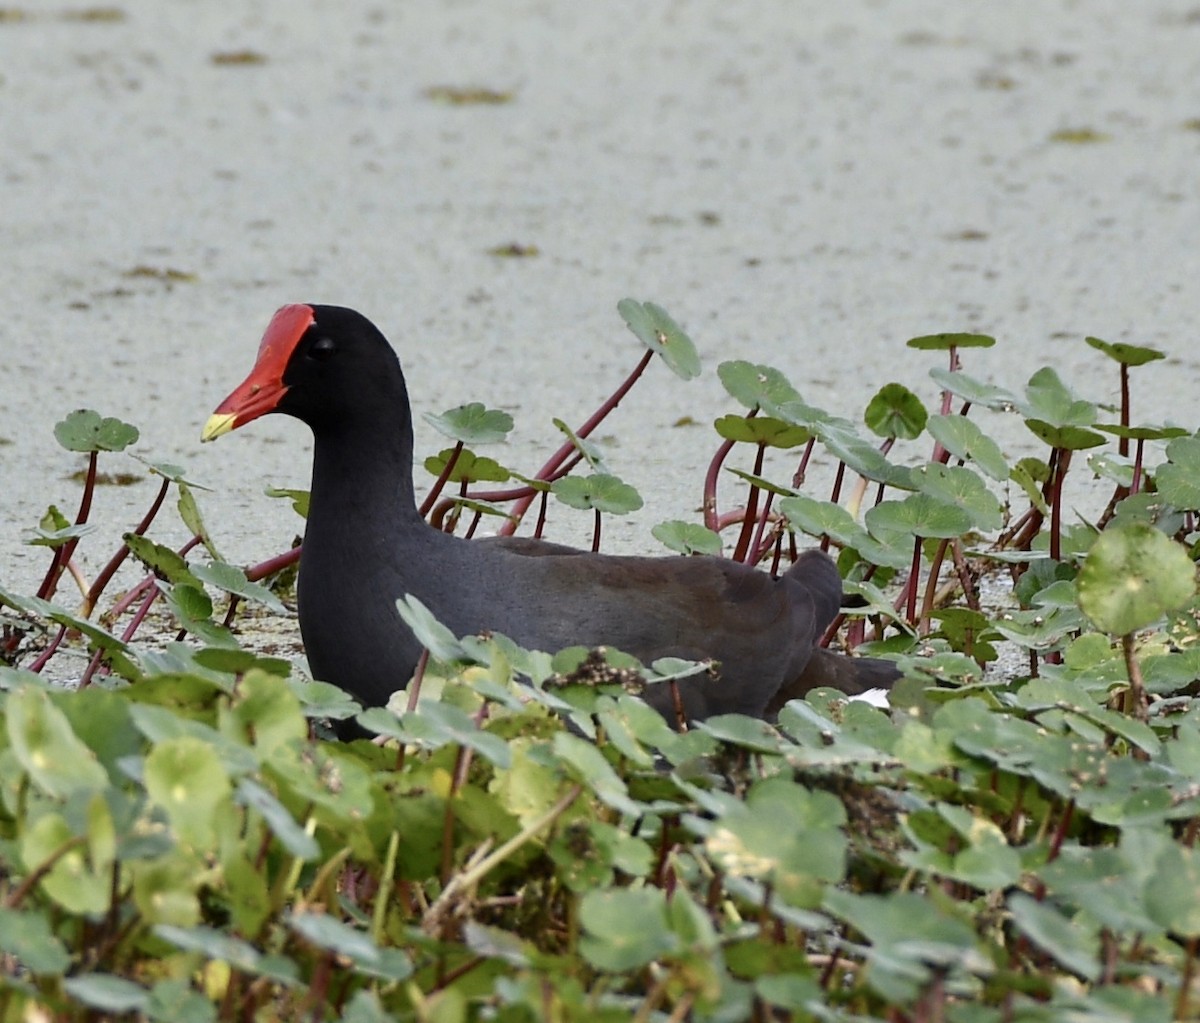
[203,305,899,723]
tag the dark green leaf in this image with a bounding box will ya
[906,332,995,351]
[1084,336,1165,367]
[713,414,810,448]
[863,382,927,440]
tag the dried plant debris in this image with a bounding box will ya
[424,84,515,105]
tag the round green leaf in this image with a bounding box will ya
[6,687,109,797]
[926,414,1010,480]
[1084,336,1165,367]
[1024,418,1106,451]
[704,778,846,908]
[928,368,1017,411]
[24,504,96,547]
[579,888,675,971]
[192,560,287,613]
[1008,893,1099,981]
[912,463,1003,532]
[716,360,801,412]
[21,813,109,914]
[53,409,139,452]
[1095,422,1187,442]
[63,975,150,1013]
[1020,367,1097,429]
[123,533,197,586]
[288,910,381,966]
[264,485,310,518]
[0,907,71,974]
[1145,843,1200,936]
[234,779,320,861]
[617,299,701,380]
[713,414,810,448]
[1077,522,1196,635]
[422,402,513,444]
[863,382,927,440]
[779,495,867,549]
[422,447,511,483]
[906,332,995,351]
[865,493,974,539]
[820,430,915,489]
[551,473,643,514]
[651,519,723,555]
[144,736,232,848]
[1156,439,1200,510]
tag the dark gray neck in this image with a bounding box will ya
[307,414,426,535]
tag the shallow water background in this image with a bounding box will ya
[3,1,1199,600]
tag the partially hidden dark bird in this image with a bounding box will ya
[202,305,899,725]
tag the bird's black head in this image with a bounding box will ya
[202,304,407,440]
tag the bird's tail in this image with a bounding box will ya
[765,647,901,717]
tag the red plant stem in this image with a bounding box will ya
[178,536,203,558]
[703,437,738,532]
[919,538,951,635]
[1177,938,1198,1021]
[749,493,777,566]
[82,478,170,618]
[1130,437,1145,494]
[533,489,548,540]
[591,508,602,553]
[37,450,98,600]
[119,587,159,643]
[428,457,581,533]
[714,507,749,531]
[950,539,980,613]
[464,510,483,539]
[1119,363,1130,457]
[79,646,105,688]
[27,625,68,673]
[419,441,464,518]
[498,349,654,535]
[245,546,302,583]
[1049,447,1071,563]
[769,529,784,578]
[115,536,204,645]
[905,535,924,625]
[107,575,155,619]
[405,648,431,713]
[792,437,815,489]
[829,462,846,505]
[1047,799,1074,862]
[732,443,767,563]
[221,595,242,629]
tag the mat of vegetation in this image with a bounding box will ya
[3,304,1200,1022]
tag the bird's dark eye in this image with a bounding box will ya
[309,336,337,362]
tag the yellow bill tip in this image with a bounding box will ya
[201,412,237,443]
